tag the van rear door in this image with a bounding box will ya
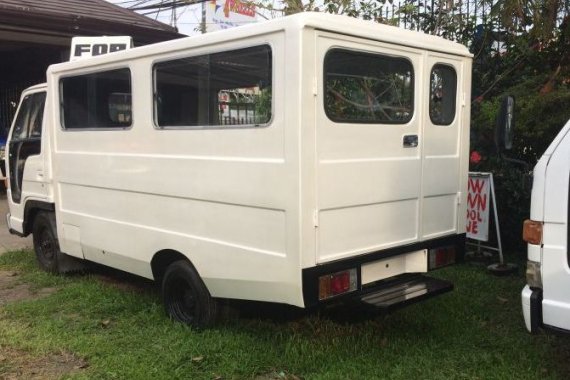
[420,54,464,240]
[315,33,423,264]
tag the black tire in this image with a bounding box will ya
[32,211,62,273]
[162,260,218,327]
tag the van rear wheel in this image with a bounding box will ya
[161,260,218,328]
[32,212,61,273]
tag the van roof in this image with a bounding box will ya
[292,12,471,57]
[49,12,471,74]
[23,83,48,92]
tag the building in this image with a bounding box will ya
[0,0,183,138]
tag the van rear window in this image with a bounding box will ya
[429,64,457,126]
[153,45,272,128]
[324,49,414,124]
[60,68,132,130]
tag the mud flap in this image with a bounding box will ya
[58,252,88,273]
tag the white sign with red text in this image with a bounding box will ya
[466,173,491,241]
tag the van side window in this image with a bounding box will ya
[60,68,132,129]
[154,45,272,128]
[324,49,414,124]
[429,64,457,125]
[12,92,46,140]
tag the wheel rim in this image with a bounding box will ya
[168,277,198,323]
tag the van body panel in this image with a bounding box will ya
[315,32,423,264]
[541,122,570,330]
[7,13,471,309]
[49,30,304,304]
[421,54,469,241]
[530,158,548,222]
[314,33,468,264]
[523,119,570,333]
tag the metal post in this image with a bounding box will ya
[487,173,518,275]
[489,174,503,264]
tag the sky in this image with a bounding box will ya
[106,0,205,35]
[106,0,281,36]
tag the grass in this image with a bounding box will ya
[1,250,569,379]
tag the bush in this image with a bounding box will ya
[470,79,570,253]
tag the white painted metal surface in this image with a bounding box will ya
[540,120,570,330]
[361,250,427,285]
[522,119,570,332]
[6,84,52,232]
[7,13,472,308]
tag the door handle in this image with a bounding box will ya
[403,135,418,148]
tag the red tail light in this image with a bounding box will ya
[429,246,456,270]
[319,269,357,300]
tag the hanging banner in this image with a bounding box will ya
[466,173,491,241]
[204,0,257,33]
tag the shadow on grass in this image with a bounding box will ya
[83,261,387,326]
[87,262,156,295]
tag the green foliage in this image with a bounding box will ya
[470,76,570,251]
[254,86,272,124]
[463,1,569,252]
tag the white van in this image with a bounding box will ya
[522,119,570,333]
[4,13,472,326]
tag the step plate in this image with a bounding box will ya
[359,275,453,311]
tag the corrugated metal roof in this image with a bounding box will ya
[0,0,176,32]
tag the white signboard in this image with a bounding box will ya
[70,36,133,61]
[466,173,491,241]
[204,0,257,33]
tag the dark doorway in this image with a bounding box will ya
[0,41,65,135]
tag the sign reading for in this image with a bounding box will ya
[466,174,490,241]
[70,36,133,61]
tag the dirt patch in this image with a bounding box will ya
[0,272,86,378]
[0,271,57,305]
[254,371,302,380]
[0,346,88,379]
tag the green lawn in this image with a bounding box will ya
[1,250,569,379]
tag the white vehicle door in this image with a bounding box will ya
[6,88,48,232]
[420,54,464,240]
[541,129,570,330]
[315,33,423,264]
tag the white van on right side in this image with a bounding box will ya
[522,119,570,333]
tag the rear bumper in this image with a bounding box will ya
[522,285,570,335]
[522,285,542,333]
[302,234,464,308]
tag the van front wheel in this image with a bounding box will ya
[32,212,61,273]
[161,260,218,328]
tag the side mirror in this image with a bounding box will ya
[495,95,515,151]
